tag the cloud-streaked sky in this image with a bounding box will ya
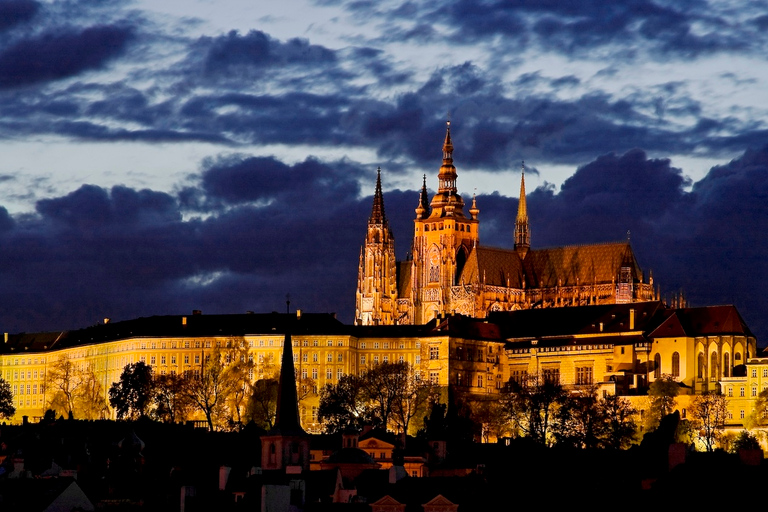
[1,0,767,341]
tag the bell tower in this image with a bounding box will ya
[355,168,398,325]
[412,121,479,323]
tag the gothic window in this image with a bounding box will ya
[698,353,705,379]
[428,246,440,283]
[724,353,730,377]
[711,352,719,382]
[672,352,680,378]
[653,353,661,379]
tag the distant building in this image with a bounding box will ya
[0,303,758,432]
[356,121,656,326]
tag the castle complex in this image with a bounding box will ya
[356,121,656,326]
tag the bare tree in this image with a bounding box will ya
[221,337,254,427]
[691,391,729,452]
[154,373,192,423]
[599,394,638,449]
[390,365,435,435]
[46,355,83,417]
[183,345,229,431]
[78,366,109,420]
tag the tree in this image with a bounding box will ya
[503,375,567,445]
[599,394,638,449]
[109,362,155,420]
[46,355,83,417]
[691,391,728,452]
[221,337,254,428]
[183,346,229,431]
[245,378,279,429]
[390,366,434,435]
[646,374,679,431]
[731,430,760,453]
[746,387,768,430]
[359,362,411,430]
[318,373,372,433]
[552,387,604,449]
[153,373,191,423]
[0,377,15,419]
[78,367,109,420]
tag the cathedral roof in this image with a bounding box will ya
[522,241,642,288]
[457,241,642,290]
[396,260,412,297]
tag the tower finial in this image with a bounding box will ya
[469,188,479,220]
[438,118,456,194]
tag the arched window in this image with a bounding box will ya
[672,352,680,378]
[735,352,742,361]
[711,352,719,381]
[428,246,440,283]
[724,353,730,377]
[698,353,706,379]
[654,353,661,379]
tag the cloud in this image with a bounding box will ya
[0,0,39,32]
[0,25,134,88]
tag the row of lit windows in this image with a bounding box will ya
[3,357,47,366]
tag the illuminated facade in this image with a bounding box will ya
[356,122,656,326]
[0,303,757,433]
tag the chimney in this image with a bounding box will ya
[193,310,202,315]
[296,309,302,320]
[104,318,110,324]
[3,332,7,343]
[182,317,187,326]
[599,322,604,332]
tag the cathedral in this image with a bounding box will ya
[355,121,657,326]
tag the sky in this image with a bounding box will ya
[0,0,767,342]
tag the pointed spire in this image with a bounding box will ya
[438,120,457,194]
[415,173,430,219]
[514,161,530,258]
[274,331,305,435]
[469,190,479,220]
[369,167,387,224]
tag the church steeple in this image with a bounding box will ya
[274,332,304,434]
[514,161,530,259]
[370,167,386,224]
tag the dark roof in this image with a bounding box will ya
[0,312,346,354]
[489,301,664,339]
[271,333,305,436]
[649,305,754,338]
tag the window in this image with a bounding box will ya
[327,353,333,362]
[477,375,483,387]
[653,354,661,379]
[753,369,758,378]
[374,342,379,349]
[303,353,308,362]
[327,340,333,346]
[764,369,767,378]
[698,353,705,379]
[741,410,745,419]
[383,355,389,363]
[399,355,404,363]
[338,353,343,362]
[313,340,318,347]
[160,355,166,365]
[728,387,733,397]
[184,355,189,365]
[302,368,307,379]
[753,387,758,397]
[171,355,176,365]
[672,352,680,378]
[312,368,318,379]
[327,368,332,379]
[374,355,379,365]
[740,387,745,397]
[576,366,593,385]
[543,368,560,385]
[430,346,439,360]
[415,355,421,365]
[360,355,366,364]
[313,353,318,362]
[195,355,200,364]
[337,368,343,380]
[150,356,156,365]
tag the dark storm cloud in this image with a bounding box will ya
[0,0,39,32]
[193,29,336,77]
[0,25,134,88]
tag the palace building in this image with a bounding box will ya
[356,121,656,326]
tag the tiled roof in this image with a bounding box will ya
[522,241,642,288]
[396,260,411,297]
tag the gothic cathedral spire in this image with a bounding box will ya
[355,168,398,326]
[514,161,530,259]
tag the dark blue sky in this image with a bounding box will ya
[0,0,767,341]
